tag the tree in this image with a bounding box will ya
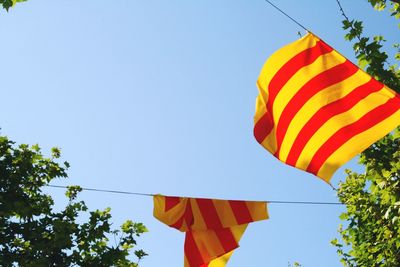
[0,135,147,266]
[332,1,400,266]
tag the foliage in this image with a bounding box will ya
[1,0,26,11]
[0,136,147,266]
[333,1,400,266]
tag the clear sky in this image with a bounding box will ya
[1,0,398,266]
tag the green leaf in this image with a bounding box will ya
[393,128,400,140]
[358,57,370,69]
[374,2,386,11]
[342,19,352,30]
[2,0,13,11]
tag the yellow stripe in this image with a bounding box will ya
[318,96,400,181]
[257,33,318,93]
[213,200,238,228]
[278,70,371,161]
[153,195,188,231]
[190,199,208,231]
[246,202,269,222]
[191,229,225,262]
[295,87,393,172]
[260,127,277,154]
[153,195,166,219]
[230,224,247,242]
[208,251,233,267]
[254,82,268,124]
[272,50,346,125]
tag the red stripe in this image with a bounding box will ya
[185,231,205,267]
[165,196,181,212]
[214,228,239,253]
[253,112,274,144]
[170,216,185,230]
[171,201,193,230]
[195,198,223,229]
[266,40,333,113]
[274,60,359,157]
[285,78,383,166]
[228,200,253,225]
[195,199,238,258]
[306,96,400,175]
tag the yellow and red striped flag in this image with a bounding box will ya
[254,33,400,182]
[153,195,268,267]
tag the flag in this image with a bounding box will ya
[153,195,268,267]
[254,33,400,182]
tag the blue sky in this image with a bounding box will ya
[1,0,398,266]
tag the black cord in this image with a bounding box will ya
[46,184,343,205]
[267,200,343,205]
[264,0,309,32]
[335,0,351,22]
[47,184,154,197]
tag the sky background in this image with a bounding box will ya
[1,0,398,266]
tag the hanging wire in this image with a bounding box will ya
[335,0,351,22]
[264,0,310,32]
[266,200,343,205]
[47,184,154,197]
[46,184,344,205]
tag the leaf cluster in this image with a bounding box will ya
[0,136,147,266]
[342,18,400,92]
[333,132,400,266]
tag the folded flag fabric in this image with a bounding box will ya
[153,195,268,267]
[254,32,400,182]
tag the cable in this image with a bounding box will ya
[47,184,154,197]
[266,200,343,205]
[264,0,309,32]
[335,0,351,22]
[46,184,344,205]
